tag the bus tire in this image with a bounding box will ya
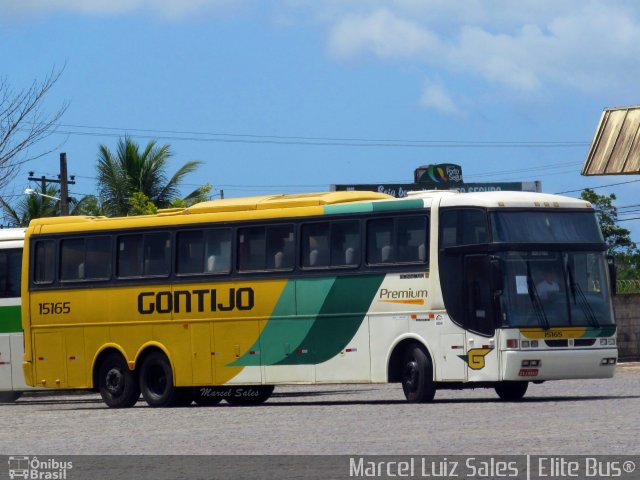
[0,391,22,403]
[225,385,275,406]
[401,344,436,403]
[139,351,185,407]
[495,381,528,401]
[98,352,140,408]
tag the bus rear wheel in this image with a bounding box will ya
[495,381,528,401]
[98,352,140,408]
[139,351,190,407]
[225,386,275,406]
[401,344,436,403]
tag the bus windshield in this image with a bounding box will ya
[498,250,614,328]
[492,211,603,243]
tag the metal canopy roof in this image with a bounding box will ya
[582,106,640,176]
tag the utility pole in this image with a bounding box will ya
[59,153,70,215]
[27,152,76,216]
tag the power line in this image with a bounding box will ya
[555,178,640,194]
[45,122,591,147]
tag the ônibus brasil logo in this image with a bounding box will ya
[8,456,72,479]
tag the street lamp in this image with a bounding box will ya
[24,188,60,201]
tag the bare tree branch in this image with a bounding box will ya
[0,66,69,191]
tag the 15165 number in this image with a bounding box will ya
[38,302,71,315]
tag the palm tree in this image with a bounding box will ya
[0,184,60,227]
[97,136,202,216]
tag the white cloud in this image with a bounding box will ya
[3,0,640,102]
[306,1,640,98]
[328,9,441,60]
[419,83,460,116]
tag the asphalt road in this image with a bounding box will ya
[2,364,639,456]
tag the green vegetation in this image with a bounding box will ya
[581,188,639,282]
[96,136,204,216]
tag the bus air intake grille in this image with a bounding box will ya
[544,339,569,347]
[573,339,597,347]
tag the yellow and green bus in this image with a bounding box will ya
[21,190,618,408]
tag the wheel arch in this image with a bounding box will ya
[387,335,435,383]
[134,342,174,378]
[90,344,129,390]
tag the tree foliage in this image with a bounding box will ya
[96,136,202,216]
[0,68,68,192]
[0,184,60,226]
[581,188,639,281]
[580,188,636,255]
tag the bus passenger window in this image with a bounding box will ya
[204,229,232,273]
[60,239,85,280]
[117,235,143,277]
[34,240,55,284]
[143,233,170,276]
[331,221,360,267]
[367,218,393,264]
[238,227,266,271]
[396,216,427,263]
[85,237,112,279]
[301,223,329,268]
[177,231,203,274]
[266,225,294,270]
[0,249,22,297]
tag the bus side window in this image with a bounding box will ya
[238,227,266,271]
[266,225,294,270]
[331,221,360,267]
[177,231,204,274]
[143,233,171,276]
[0,249,21,297]
[396,216,428,264]
[301,223,329,268]
[367,218,393,264]
[204,229,232,273]
[60,239,85,281]
[117,235,143,277]
[85,237,112,279]
[34,240,55,284]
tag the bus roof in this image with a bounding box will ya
[25,189,593,235]
[0,227,25,241]
[407,190,592,210]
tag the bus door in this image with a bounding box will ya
[463,254,500,381]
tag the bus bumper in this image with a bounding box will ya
[501,348,618,381]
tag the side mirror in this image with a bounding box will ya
[490,256,504,295]
[607,255,617,297]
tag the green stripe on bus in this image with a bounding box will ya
[231,278,336,366]
[0,305,22,333]
[323,198,424,216]
[274,274,384,365]
[372,199,424,212]
[581,325,617,338]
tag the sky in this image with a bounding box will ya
[1,0,639,240]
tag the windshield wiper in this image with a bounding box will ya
[567,264,600,328]
[526,261,550,330]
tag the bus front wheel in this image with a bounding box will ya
[98,353,140,408]
[401,344,436,403]
[139,351,191,407]
[495,381,528,401]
